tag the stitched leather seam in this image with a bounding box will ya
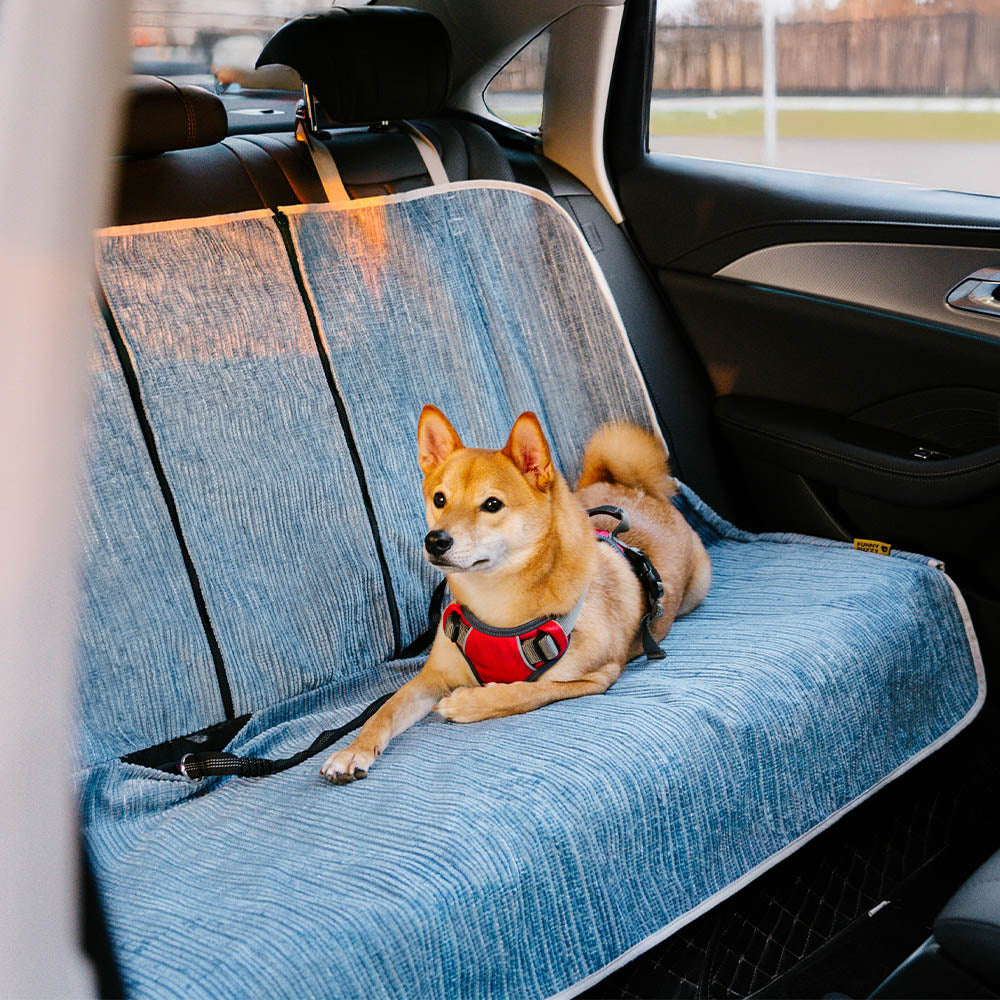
[219,139,271,208]
[719,415,1000,481]
[159,76,196,148]
[242,134,317,204]
[181,90,195,146]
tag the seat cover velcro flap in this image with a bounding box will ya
[96,211,394,713]
[78,310,225,766]
[284,182,659,648]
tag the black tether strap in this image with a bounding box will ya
[179,580,446,781]
[398,577,448,658]
[178,691,394,780]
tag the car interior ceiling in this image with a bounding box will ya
[78,0,1000,996]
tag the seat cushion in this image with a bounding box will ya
[80,486,983,1000]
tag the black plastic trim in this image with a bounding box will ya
[605,0,654,179]
[716,395,1000,507]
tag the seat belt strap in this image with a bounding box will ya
[401,122,450,186]
[296,119,351,204]
[297,118,448,203]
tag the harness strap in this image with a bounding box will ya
[398,578,448,658]
[588,506,666,660]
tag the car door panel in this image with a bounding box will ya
[613,144,1000,650]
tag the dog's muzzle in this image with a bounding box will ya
[424,530,453,558]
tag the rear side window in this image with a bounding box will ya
[130,3,304,91]
[650,0,1000,197]
[485,30,549,132]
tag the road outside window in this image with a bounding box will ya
[652,0,1000,196]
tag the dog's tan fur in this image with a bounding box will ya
[321,407,711,784]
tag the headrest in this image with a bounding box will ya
[121,76,228,157]
[256,7,450,125]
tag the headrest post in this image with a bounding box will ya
[301,82,322,136]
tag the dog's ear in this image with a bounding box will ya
[503,412,554,491]
[418,405,463,476]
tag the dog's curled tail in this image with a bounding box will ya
[577,423,675,501]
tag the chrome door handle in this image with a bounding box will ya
[946,267,1000,317]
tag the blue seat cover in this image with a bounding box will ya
[96,212,394,713]
[80,488,982,999]
[82,186,983,998]
[77,310,225,766]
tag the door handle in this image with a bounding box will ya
[946,268,1000,317]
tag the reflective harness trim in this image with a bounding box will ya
[441,505,666,685]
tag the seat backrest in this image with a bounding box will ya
[78,308,226,766]
[285,184,658,648]
[96,213,395,715]
[113,76,282,226]
[94,182,662,729]
[111,75,514,227]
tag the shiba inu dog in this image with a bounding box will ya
[321,407,711,784]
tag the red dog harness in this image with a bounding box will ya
[441,506,665,685]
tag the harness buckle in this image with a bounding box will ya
[534,633,560,661]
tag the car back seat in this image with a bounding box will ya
[80,10,984,998]
[114,53,724,511]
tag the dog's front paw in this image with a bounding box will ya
[320,741,378,785]
[435,685,500,723]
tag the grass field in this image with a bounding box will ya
[649,108,1000,140]
[495,106,1000,141]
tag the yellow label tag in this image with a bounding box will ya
[854,538,892,556]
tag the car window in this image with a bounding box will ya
[651,0,1000,196]
[130,2,307,91]
[485,30,549,132]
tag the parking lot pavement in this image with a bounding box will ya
[649,135,1000,197]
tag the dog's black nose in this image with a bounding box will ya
[424,530,454,558]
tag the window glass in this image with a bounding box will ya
[130,1,308,91]
[485,30,549,131]
[651,0,1000,196]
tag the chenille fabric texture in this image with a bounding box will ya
[96,211,395,712]
[81,184,983,999]
[76,308,225,767]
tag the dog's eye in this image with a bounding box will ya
[433,492,446,509]
[480,497,504,513]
